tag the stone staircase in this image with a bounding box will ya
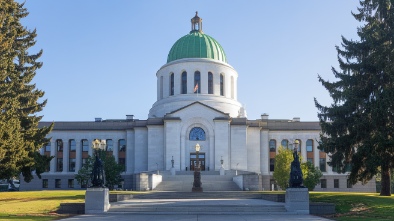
[109,191,289,215]
[154,171,241,192]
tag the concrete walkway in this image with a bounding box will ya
[61,214,331,221]
[60,198,332,221]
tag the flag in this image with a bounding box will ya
[194,83,199,93]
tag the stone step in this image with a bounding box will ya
[131,191,262,199]
[155,179,241,191]
[109,205,287,215]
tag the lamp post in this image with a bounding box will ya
[91,139,106,187]
[192,143,203,192]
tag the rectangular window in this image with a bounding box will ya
[334,179,339,188]
[106,139,113,151]
[270,158,275,172]
[82,158,88,166]
[82,139,89,152]
[56,140,63,152]
[269,140,276,152]
[320,179,327,188]
[68,179,74,188]
[55,179,61,188]
[319,158,326,172]
[119,139,126,152]
[307,158,313,164]
[42,179,48,188]
[45,143,51,152]
[119,158,126,171]
[57,158,63,172]
[281,139,288,149]
[69,158,76,172]
[347,179,353,188]
[306,139,313,152]
[69,139,76,152]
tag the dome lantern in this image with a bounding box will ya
[191,11,203,33]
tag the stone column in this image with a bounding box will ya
[301,139,307,162]
[75,139,82,172]
[260,130,269,175]
[126,130,133,173]
[209,134,214,171]
[63,139,69,173]
[314,143,320,168]
[180,134,186,171]
[113,138,119,163]
[88,139,93,157]
[50,139,56,173]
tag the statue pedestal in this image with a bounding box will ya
[85,188,110,214]
[220,166,225,175]
[170,167,176,176]
[285,188,309,214]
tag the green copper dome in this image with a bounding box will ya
[166,12,227,64]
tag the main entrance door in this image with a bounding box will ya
[190,153,205,171]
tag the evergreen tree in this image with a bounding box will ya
[315,0,394,196]
[75,156,94,188]
[104,154,123,190]
[303,161,323,191]
[0,0,52,181]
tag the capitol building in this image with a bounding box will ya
[22,13,375,192]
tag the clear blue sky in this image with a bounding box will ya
[20,1,360,122]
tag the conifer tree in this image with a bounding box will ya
[315,0,394,196]
[0,0,52,181]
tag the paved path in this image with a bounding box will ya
[61,214,331,221]
[60,197,332,221]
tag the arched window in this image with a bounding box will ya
[306,139,313,152]
[194,71,201,93]
[281,139,288,148]
[170,73,174,96]
[269,139,276,152]
[181,71,187,94]
[189,127,206,141]
[208,72,213,94]
[220,74,224,96]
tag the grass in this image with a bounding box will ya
[309,192,394,221]
[0,190,85,221]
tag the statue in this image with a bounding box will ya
[289,147,304,188]
[91,153,105,187]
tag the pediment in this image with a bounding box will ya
[164,102,230,120]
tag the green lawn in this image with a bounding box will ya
[309,192,394,221]
[0,190,86,221]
